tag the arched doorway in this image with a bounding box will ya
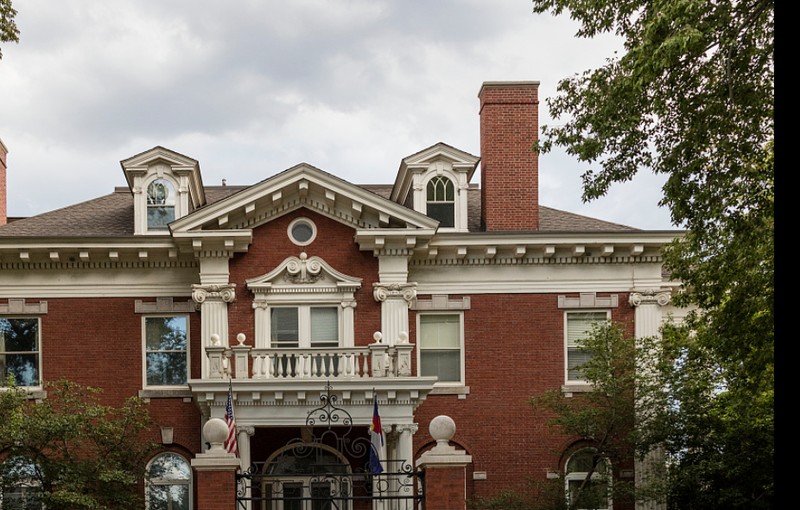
[261,442,352,510]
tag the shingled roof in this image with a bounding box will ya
[0,183,636,238]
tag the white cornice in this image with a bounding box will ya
[411,231,679,262]
[171,229,253,255]
[354,228,437,252]
[0,239,192,265]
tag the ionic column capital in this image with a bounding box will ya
[373,282,417,306]
[192,283,237,305]
[629,289,671,307]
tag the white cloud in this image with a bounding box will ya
[0,0,674,230]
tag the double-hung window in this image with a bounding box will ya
[565,311,609,383]
[418,313,463,384]
[270,306,339,348]
[144,316,189,387]
[0,318,40,387]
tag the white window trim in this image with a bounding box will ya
[0,316,43,390]
[563,309,611,386]
[141,315,190,390]
[416,311,466,387]
[421,170,464,231]
[247,254,362,350]
[143,174,182,235]
[269,304,341,348]
[287,217,318,246]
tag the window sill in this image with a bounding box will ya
[0,387,47,400]
[561,384,593,396]
[430,385,470,397]
[138,388,193,401]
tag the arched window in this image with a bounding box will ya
[147,178,176,231]
[426,176,455,228]
[0,457,43,509]
[565,448,611,510]
[146,452,192,510]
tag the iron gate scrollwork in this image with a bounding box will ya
[235,384,424,509]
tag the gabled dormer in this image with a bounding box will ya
[120,147,206,235]
[391,143,479,232]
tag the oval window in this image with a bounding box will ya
[288,218,317,246]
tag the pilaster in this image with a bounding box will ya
[629,289,671,510]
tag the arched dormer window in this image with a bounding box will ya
[426,176,455,228]
[565,448,612,510]
[147,178,176,231]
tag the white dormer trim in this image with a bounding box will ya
[120,147,206,236]
[392,143,479,233]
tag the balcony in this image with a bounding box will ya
[191,333,437,426]
[204,333,415,381]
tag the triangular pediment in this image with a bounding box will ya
[120,146,205,207]
[246,252,362,295]
[391,142,480,203]
[170,163,439,235]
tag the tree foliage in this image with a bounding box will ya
[530,0,774,507]
[529,322,644,510]
[0,378,158,510]
[0,0,18,59]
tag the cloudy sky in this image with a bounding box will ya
[0,0,676,230]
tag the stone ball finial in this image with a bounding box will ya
[210,333,221,346]
[398,331,409,344]
[373,331,383,343]
[203,417,229,451]
[429,415,456,446]
[236,332,246,345]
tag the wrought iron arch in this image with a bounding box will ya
[236,383,424,509]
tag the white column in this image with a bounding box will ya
[192,283,236,378]
[373,283,416,347]
[630,289,671,510]
[235,426,255,510]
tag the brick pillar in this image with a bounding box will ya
[192,418,241,510]
[417,415,473,510]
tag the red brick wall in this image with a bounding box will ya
[227,208,382,347]
[478,82,540,231]
[413,292,635,503]
[424,465,469,510]
[194,468,237,509]
[30,297,203,454]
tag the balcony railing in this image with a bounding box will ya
[205,338,414,381]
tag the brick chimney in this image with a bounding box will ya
[478,81,540,231]
[0,138,7,226]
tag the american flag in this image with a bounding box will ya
[225,379,238,456]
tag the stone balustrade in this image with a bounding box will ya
[204,334,415,381]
